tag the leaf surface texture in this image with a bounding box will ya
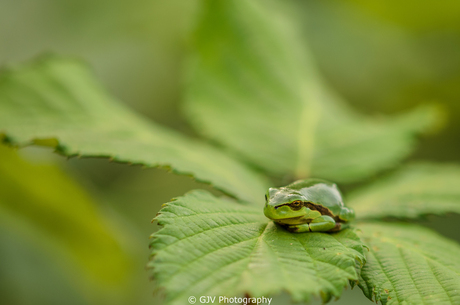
[357,223,460,305]
[148,190,365,304]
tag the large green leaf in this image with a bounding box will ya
[184,0,440,183]
[0,144,132,302]
[0,56,269,204]
[148,190,365,304]
[357,222,460,305]
[348,163,460,220]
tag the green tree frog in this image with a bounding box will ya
[264,179,355,233]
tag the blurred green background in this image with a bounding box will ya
[1,0,459,304]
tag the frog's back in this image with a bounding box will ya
[285,179,344,215]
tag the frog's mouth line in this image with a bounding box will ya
[274,203,303,209]
[274,216,309,225]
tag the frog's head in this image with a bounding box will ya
[263,187,314,225]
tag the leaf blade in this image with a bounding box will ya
[348,163,460,220]
[148,190,366,304]
[357,222,460,305]
[0,56,269,203]
[185,0,440,183]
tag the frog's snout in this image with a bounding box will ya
[264,204,294,220]
[263,202,280,220]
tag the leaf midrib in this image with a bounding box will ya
[295,91,321,179]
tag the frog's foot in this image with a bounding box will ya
[339,207,355,222]
[287,216,337,233]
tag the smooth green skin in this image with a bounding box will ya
[264,179,355,232]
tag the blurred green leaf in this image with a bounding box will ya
[348,0,460,31]
[357,222,460,305]
[298,0,460,164]
[0,56,269,204]
[184,0,440,183]
[0,144,131,302]
[0,226,89,305]
[348,163,460,220]
[148,190,365,304]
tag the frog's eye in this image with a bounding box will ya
[289,200,303,210]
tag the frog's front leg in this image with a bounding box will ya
[308,215,337,232]
[288,215,336,233]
